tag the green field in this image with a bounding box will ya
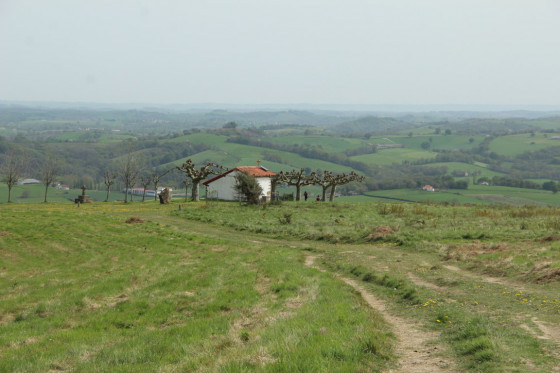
[423,162,505,179]
[351,148,436,165]
[2,201,560,371]
[489,133,558,156]
[359,185,560,206]
[167,140,356,173]
[264,135,365,153]
[383,134,485,151]
[0,202,392,372]
[0,184,127,204]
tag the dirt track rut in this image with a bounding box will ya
[305,256,457,373]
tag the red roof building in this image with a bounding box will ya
[203,166,276,201]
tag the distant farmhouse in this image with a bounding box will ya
[422,185,435,192]
[203,166,276,201]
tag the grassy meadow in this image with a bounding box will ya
[351,185,560,207]
[0,202,392,372]
[0,184,126,204]
[2,199,560,372]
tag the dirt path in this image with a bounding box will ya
[306,256,457,373]
[442,264,526,290]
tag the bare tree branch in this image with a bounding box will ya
[277,168,316,201]
[118,146,141,203]
[1,150,27,202]
[176,159,223,201]
[41,156,60,203]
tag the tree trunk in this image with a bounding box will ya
[7,186,12,203]
[124,182,129,203]
[154,182,159,201]
[296,184,301,201]
[271,179,277,199]
[142,188,147,202]
[44,184,49,203]
[105,188,110,202]
[322,186,328,202]
[192,181,200,201]
[329,185,337,202]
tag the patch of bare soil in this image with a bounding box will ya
[537,235,560,242]
[532,317,560,344]
[125,217,144,224]
[367,226,396,241]
[306,256,457,373]
[442,264,520,290]
[0,231,9,237]
[520,316,560,361]
[407,273,444,292]
[535,268,560,284]
[531,264,560,283]
[444,241,510,260]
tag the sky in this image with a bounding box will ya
[1,0,559,106]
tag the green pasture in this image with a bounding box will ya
[264,135,365,153]
[363,189,486,205]
[172,200,560,371]
[168,142,356,173]
[463,185,560,206]
[167,133,229,145]
[0,184,126,204]
[44,131,131,143]
[2,200,560,371]
[489,133,558,156]
[351,148,436,165]
[0,202,393,372]
[426,162,505,178]
[526,118,560,130]
[383,134,484,151]
[360,185,560,206]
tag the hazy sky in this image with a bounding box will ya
[1,0,559,105]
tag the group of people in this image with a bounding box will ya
[303,191,321,202]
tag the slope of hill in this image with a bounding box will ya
[2,201,560,371]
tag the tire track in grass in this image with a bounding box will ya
[442,264,560,355]
[306,256,457,373]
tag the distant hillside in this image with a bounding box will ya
[331,116,415,134]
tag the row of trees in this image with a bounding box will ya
[234,168,365,205]
[1,150,60,203]
[2,149,364,204]
[275,168,365,202]
[108,159,365,204]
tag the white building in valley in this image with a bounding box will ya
[203,166,276,201]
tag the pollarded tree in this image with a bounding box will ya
[313,170,334,202]
[277,168,316,201]
[327,171,365,201]
[176,159,223,201]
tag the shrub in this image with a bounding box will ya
[234,171,263,205]
[278,213,292,225]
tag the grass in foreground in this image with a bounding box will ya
[170,200,560,372]
[0,202,392,372]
